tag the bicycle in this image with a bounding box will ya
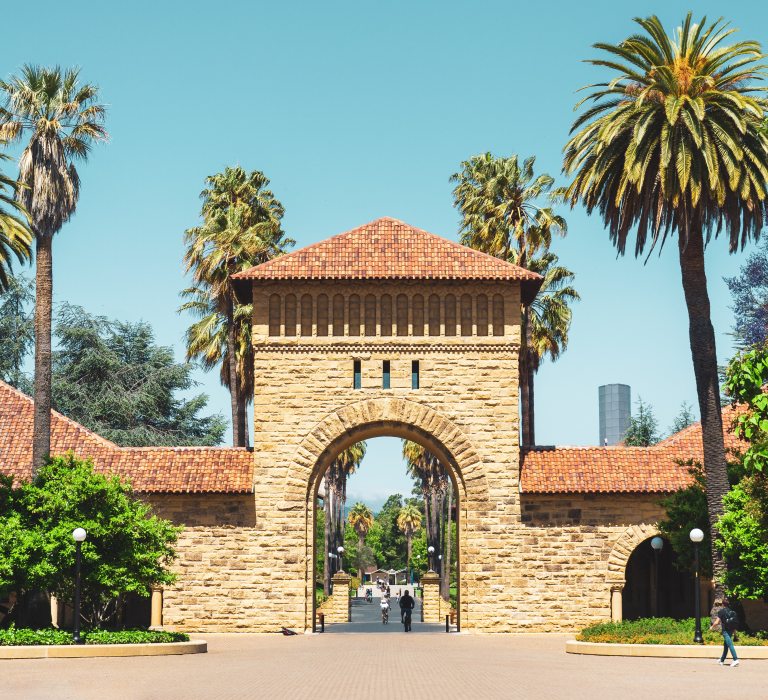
[381,605,389,624]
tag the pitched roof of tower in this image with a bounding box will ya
[232,217,543,304]
[0,380,253,493]
[520,405,745,494]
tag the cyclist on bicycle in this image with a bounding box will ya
[380,596,390,624]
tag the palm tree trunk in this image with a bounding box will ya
[237,390,249,448]
[678,229,728,603]
[324,489,332,596]
[358,534,364,582]
[226,301,241,447]
[442,484,453,599]
[406,533,412,575]
[32,234,53,474]
[527,351,536,447]
[520,308,532,447]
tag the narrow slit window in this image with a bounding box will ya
[382,360,391,389]
[411,360,420,389]
[353,360,361,389]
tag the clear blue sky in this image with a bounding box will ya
[3,1,766,501]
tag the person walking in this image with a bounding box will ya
[399,590,415,632]
[711,597,740,667]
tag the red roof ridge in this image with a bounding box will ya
[0,379,118,450]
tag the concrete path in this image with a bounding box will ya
[324,595,444,634]
[5,633,766,700]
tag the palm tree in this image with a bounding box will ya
[523,252,580,444]
[183,166,291,446]
[0,65,107,471]
[564,13,768,597]
[0,152,32,291]
[402,441,449,586]
[323,442,366,592]
[397,503,422,578]
[451,153,567,446]
[179,286,254,446]
[348,502,374,581]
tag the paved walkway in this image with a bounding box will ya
[5,633,766,700]
[325,595,444,633]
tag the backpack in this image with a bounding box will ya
[722,608,739,633]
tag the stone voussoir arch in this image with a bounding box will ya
[607,523,661,585]
[280,396,490,509]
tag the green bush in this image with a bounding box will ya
[578,618,768,646]
[0,625,189,646]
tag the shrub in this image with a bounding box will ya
[0,625,189,646]
[578,618,768,645]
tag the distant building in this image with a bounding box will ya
[599,384,631,445]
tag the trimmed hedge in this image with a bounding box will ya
[578,617,768,646]
[0,626,189,646]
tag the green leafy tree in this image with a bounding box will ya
[373,494,407,571]
[182,166,292,446]
[564,14,768,595]
[0,152,31,291]
[623,397,662,446]
[348,502,374,580]
[451,153,568,446]
[0,273,33,391]
[669,402,696,435]
[0,454,180,628]
[397,503,422,577]
[0,65,107,472]
[51,304,225,446]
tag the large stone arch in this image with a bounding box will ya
[280,397,490,509]
[607,523,660,584]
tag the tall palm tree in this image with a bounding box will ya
[402,441,449,585]
[451,153,568,446]
[0,152,32,291]
[523,252,580,444]
[564,13,768,597]
[183,166,291,446]
[397,503,422,578]
[0,65,107,471]
[179,286,254,446]
[323,442,366,591]
[348,502,374,581]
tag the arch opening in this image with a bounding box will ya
[308,423,464,634]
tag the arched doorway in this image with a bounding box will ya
[306,421,465,632]
[622,537,695,620]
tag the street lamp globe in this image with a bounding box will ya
[689,528,705,543]
[72,528,87,542]
[337,546,344,555]
[427,546,435,555]
[650,536,664,551]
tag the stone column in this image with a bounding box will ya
[421,571,441,623]
[150,587,164,629]
[50,595,59,628]
[328,572,351,623]
[610,585,623,622]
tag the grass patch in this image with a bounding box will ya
[578,618,768,646]
[0,626,189,646]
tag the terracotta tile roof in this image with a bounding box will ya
[521,405,746,494]
[232,217,543,304]
[0,381,253,493]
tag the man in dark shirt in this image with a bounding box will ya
[399,590,415,632]
[710,597,739,667]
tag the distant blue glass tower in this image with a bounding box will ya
[599,384,631,446]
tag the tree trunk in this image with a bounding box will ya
[677,229,728,606]
[520,307,532,447]
[324,488,332,596]
[526,349,536,447]
[406,533,412,578]
[226,300,241,447]
[237,389,249,448]
[32,234,53,475]
[358,534,365,582]
[442,484,453,599]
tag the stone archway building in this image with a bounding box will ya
[0,217,746,632]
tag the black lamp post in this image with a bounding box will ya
[690,528,704,644]
[337,546,344,573]
[72,527,87,644]
[427,545,435,572]
[650,536,663,617]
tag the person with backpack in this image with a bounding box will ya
[399,590,415,632]
[710,597,740,667]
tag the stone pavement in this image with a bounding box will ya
[5,633,766,700]
[325,595,444,633]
